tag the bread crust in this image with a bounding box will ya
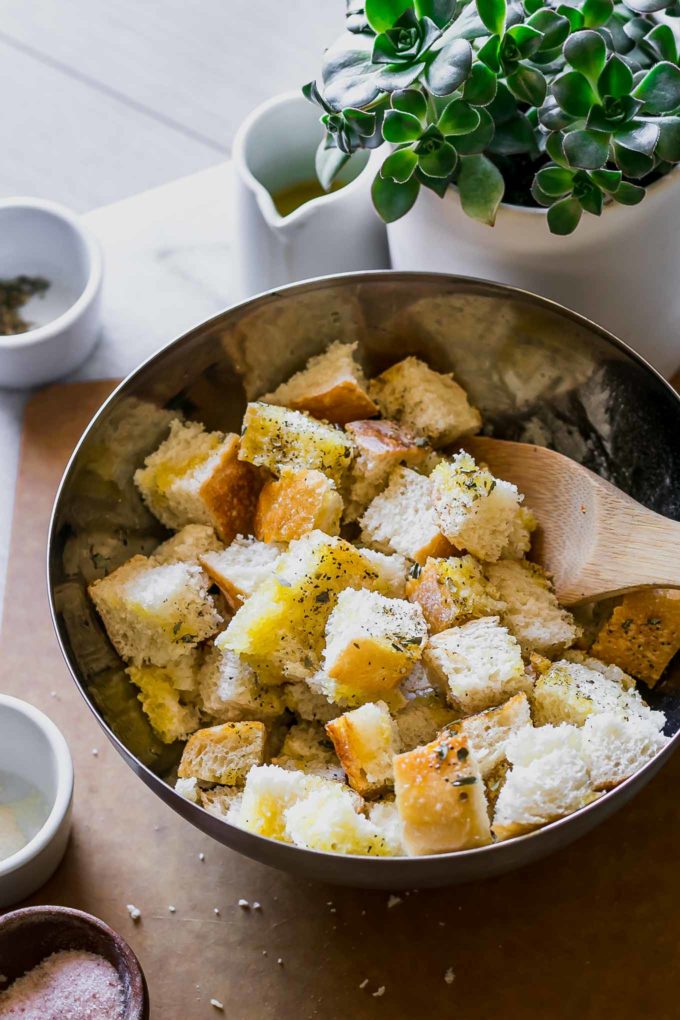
[326,705,397,798]
[345,418,430,460]
[178,720,266,785]
[288,380,378,425]
[200,434,262,544]
[591,589,680,687]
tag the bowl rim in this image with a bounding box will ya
[46,269,680,871]
[0,197,103,350]
[0,694,74,878]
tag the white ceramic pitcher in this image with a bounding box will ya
[232,91,389,300]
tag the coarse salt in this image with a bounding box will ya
[387,895,402,909]
[372,986,386,998]
[126,904,141,922]
[238,899,249,909]
[444,968,455,985]
[359,979,368,989]
[210,999,224,1011]
[0,949,123,1020]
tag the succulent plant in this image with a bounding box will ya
[303,0,680,233]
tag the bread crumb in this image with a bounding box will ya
[126,904,141,922]
[252,901,262,910]
[359,979,369,989]
[444,968,455,985]
[91,748,98,757]
[277,958,284,966]
[168,905,176,913]
[198,853,205,861]
[210,998,224,1010]
[214,908,220,915]
[238,899,250,909]
[387,895,402,908]
[372,986,386,998]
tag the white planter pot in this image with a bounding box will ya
[387,170,680,378]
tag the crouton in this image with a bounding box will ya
[199,786,243,823]
[590,589,680,687]
[367,799,405,855]
[152,524,223,566]
[272,721,344,781]
[394,694,458,752]
[199,535,282,612]
[238,402,354,486]
[358,549,409,597]
[486,559,580,656]
[562,651,635,688]
[134,420,261,541]
[369,357,481,448]
[126,665,199,743]
[424,617,527,715]
[393,731,491,855]
[198,646,282,722]
[217,532,401,681]
[406,554,505,634]
[431,453,522,562]
[261,341,378,424]
[360,466,453,565]
[532,658,664,729]
[254,468,343,542]
[326,701,400,797]
[282,681,341,724]
[493,724,594,840]
[322,589,428,701]
[178,721,266,785]
[444,692,532,778]
[89,555,222,667]
[343,418,432,521]
[238,764,342,841]
[581,712,667,791]
[501,505,537,560]
[284,783,393,855]
[175,776,200,803]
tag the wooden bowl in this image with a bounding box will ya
[0,905,149,1018]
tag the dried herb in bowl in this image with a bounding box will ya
[0,276,50,336]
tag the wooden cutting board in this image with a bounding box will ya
[1,380,680,1020]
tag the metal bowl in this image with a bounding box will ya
[47,271,680,889]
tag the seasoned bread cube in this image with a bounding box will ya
[326,701,401,797]
[89,555,222,667]
[493,724,594,840]
[591,589,680,687]
[582,712,667,791]
[360,466,453,565]
[217,532,399,681]
[344,418,432,521]
[199,786,243,823]
[175,776,200,803]
[238,764,340,841]
[126,665,199,743]
[284,783,395,855]
[178,721,266,785]
[322,589,427,700]
[486,560,580,656]
[198,646,282,721]
[424,617,527,715]
[199,535,281,612]
[134,420,261,541]
[532,659,664,729]
[282,681,341,724]
[358,549,409,597]
[394,731,491,855]
[431,453,522,562]
[394,694,458,752]
[367,800,405,856]
[238,402,354,486]
[562,651,635,687]
[501,505,537,560]
[152,524,223,566]
[406,554,505,634]
[261,341,378,424]
[272,721,344,781]
[369,357,481,448]
[444,692,531,778]
[254,468,342,542]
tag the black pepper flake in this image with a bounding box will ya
[451,776,477,787]
[456,747,469,761]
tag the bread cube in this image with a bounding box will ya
[344,418,432,521]
[254,468,342,543]
[89,555,222,667]
[272,721,344,781]
[326,701,401,797]
[284,783,394,856]
[369,357,481,448]
[431,453,523,562]
[532,659,664,729]
[486,560,580,656]
[582,712,667,791]
[151,524,223,566]
[360,466,452,565]
[134,420,261,541]
[261,341,378,424]
[199,786,243,823]
[424,617,527,715]
[591,589,680,687]
[501,505,537,560]
[178,721,266,785]
[175,776,200,803]
[322,589,427,701]
[444,692,531,778]
[198,646,282,721]
[126,665,199,743]
[367,799,405,855]
[239,764,340,841]
[493,724,594,840]
[394,694,458,752]
[238,402,354,486]
[358,549,409,597]
[282,681,341,724]
[406,554,506,634]
[394,731,491,855]
[217,532,400,681]
[199,535,282,612]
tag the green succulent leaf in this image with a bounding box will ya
[563,128,610,168]
[526,8,571,49]
[506,65,547,106]
[612,139,654,176]
[381,146,420,181]
[539,95,576,131]
[612,180,646,204]
[582,0,614,29]
[615,119,659,154]
[321,33,386,109]
[589,167,623,191]
[457,153,505,224]
[453,107,496,152]
[478,34,502,73]
[343,107,379,136]
[557,4,585,31]
[416,167,450,195]
[535,165,575,195]
[438,98,481,134]
[546,129,570,166]
[506,24,545,58]
[552,70,598,117]
[418,139,459,175]
[414,0,458,27]
[462,62,498,105]
[547,196,583,233]
[633,61,680,114]
[644,24,678,63]
[373,12,441,64]
[365,0,413,33]
[372,171,421,220]
[488,81,519,123]
[586,95,641,130]
[375,62,427,91]
[564,30,607,82]
[391,88,428,121]
[657,115,680,161]
[598,55,634,99]
[624,0,671,12]
[315,138,351,190]
[487,112,538,153]
[577,182,604,215]
[383,108,424,141]
[476,0,507,37]
[424,37,474,96]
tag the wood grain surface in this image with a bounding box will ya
[1,381,680,1020]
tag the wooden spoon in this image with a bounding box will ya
[465,437,680,606]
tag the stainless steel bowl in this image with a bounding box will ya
[47,272,680,888]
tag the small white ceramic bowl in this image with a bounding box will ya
[0,695,73,907]
[0,198,103,388]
